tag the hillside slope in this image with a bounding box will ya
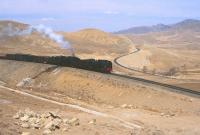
[0,20,69,56]
[115,19,200,79]
[1,59,200,135]
[0,21,135,60]
[62,28,135,59]
[127,29,200,49]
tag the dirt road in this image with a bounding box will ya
[0,85,141,129]
[1,60,200,135]
[0,86,140,135]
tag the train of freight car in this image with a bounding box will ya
[0,54,112,73]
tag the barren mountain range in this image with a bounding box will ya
[115,19,200,35]
[114,19,200,79]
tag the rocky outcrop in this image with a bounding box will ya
[13,108,87,134]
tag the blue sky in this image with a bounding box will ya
[0,0,200,32]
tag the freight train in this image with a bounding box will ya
[0,54,112,73]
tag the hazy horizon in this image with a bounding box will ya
[0,0,200,32]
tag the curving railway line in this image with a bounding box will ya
[113,48,200,97]
[114,48,188,80]
[111,73,200,98]
[0,53,199,98]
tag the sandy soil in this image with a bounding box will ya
[0,87,135,135]
[123,29,200,82]
[117,45,200,72]
[1,20,200,135]
[1,60,200,135]
[117,49,151,69]
[114,45,200,83]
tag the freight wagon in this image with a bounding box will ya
[0,54,112,73]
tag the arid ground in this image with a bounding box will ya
[0,20,200,135]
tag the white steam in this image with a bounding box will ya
[30,24,70,49]
[0,23,74,55]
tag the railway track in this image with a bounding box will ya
[0,57,199,98]
[113,48,189,80]
[113,48,140,72]
[111,73,200,98]
[113,48,200,97]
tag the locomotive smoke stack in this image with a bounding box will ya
[68,48,75,56]
[71,49,76,57]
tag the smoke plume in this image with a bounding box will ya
[31,24,70,49]
[0,23,74,55]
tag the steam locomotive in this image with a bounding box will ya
[0,54,112,73]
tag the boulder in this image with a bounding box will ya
[21,132,30,135]
[13,114,20,119]
[44,119,61,131]
[68,118,80,126]
[62,127,69,132]
[20,115,30,122]
[63,118,70,124]
[53,118,62,126]
[44,121,56,131]
[121,104,128,108]
[13,110,24,119]
[21,123,30,128]
[29,117,37,124]
[31,123,41,129]
[88,119,96,125]
[43,129,52,135]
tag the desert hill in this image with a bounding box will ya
[61,28,135,59]
[115,24,170,34]
[172,19,200,32]
[114,19,200,79]
[0,20,69,56]
[118,19,200,49]
[126,28,200,49]
[0,20,134,60]
[65,28,122,45]
[119,45,200,70]
[115,19,200,34]
[0,20,28,30]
